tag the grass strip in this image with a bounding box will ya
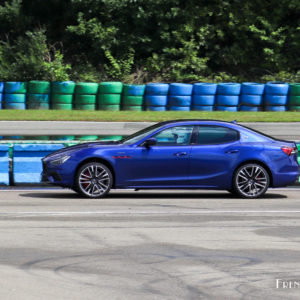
[0,110,299,122]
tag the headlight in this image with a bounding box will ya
[50,155,70,166]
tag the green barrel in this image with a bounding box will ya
[97,94,121,105]
[74,103,96,111]
[289,106,300,112]
[74,94,96,104]
[52,81,76,94]
[27,102,50,110]
[52,103,73,110]
[289,96,300,105]
[122,105,143,111]
[4,82,27,94]
[99,135,123,141]
[78,135,98,141]
[98,82,123,94]
[28,81,50,94]
[122,84,145,96]
[75,82,98,94]
[98,105,120,111]
[122,95,144,106]
[27,94,50,103]
[52,94,73,104]
[289,83,300,96]
[51,135,75,141]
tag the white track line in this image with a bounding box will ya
[1,210,300,216]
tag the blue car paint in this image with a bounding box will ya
[42,120,299,190]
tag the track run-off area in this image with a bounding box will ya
[0,188,299,300]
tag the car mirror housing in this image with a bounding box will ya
[144,138,157,148]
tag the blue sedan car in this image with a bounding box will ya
[42,120,299,199]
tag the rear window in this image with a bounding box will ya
[196,126,239,145]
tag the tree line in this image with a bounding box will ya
[0,0,299,83]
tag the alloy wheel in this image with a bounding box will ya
[235,164,269,198]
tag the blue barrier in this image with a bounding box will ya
[0,82,3,93]
[0,145,9,185]
[13,144,64,183]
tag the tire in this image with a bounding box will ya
[4,102,26,110]
[168,95,192,106]
[97,94,121,105]
[99,135,123,141]
[74,103,96,111]
[240,94,262,106]
[52,103,73,110]
[75,82,99,95]
[241,82,265,95]
[122,105,143,111]
[215,106,238,112]
[98,104,120,111]
[216,95,239,106]
[78,135,98,141]
[27,102,50,110]
[74,94,96,104]
[264,106,286,112]
[168,106,190,111]
[75,162,112,198]
[52,81,76,94]
[144,95,168,106]
[239,106,262,112]
[289,105,300,112]
[51,94,73,104]
[145,106,166,111]
[265,82,289,95]
[4,94,26,103]
[98,82,123,94]
[217,83,241,95]
[169,83,193,96]
[192,95,215,106]
[4,82,27,94]
[122,96,144,106]
[28,81,50,94]
[288,95,300,105]
[27,93,50,103]
[193,83,217,95]
[264,94,287,106]
[51,135,75,141]
[145,83,169,95]
[289,83,300,96]
[0,93,3,102]
[0,82,4,93]
[191,105,214,111]
[123,84,145,96]
[233,163,270,198]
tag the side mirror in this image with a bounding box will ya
[144,138,157,148]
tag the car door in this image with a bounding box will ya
[121,125,195,187]
[188,125,241,188]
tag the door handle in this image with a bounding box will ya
[174,152,187,156]
[225,149,239,154]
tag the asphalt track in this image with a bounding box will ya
[0,188,299,299]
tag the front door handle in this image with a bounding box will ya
[174,152,187,156]
[225,149,239,154]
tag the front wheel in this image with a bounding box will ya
[233,163,270,198]
[75,162,112,198]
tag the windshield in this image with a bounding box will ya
[121,123,164,145]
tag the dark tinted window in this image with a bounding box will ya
[153,126,194,146]
[196,126,239,145]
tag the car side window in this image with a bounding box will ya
[197,126,239,145]
[153,126,194,146]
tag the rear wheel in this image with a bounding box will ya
[75,162,112,198]
[233,163,270,198]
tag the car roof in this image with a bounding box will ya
[157,119,236,126]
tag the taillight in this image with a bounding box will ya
[281,146,297,156]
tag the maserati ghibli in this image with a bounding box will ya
[42,120,299,199]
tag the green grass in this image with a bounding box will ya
[0,110,299,122]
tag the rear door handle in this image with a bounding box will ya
[225,149,239,154]
[174,152,187,156]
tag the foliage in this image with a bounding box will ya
[0,0,298,83]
